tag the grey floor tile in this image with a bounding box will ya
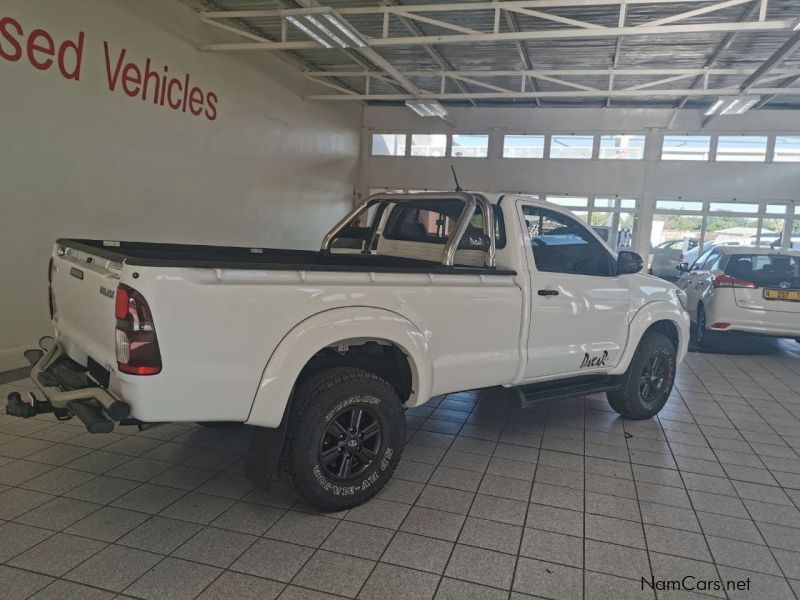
[359,563,440,600]
[696,511,764,544]
[478,473,532,501]
[644,524,711,561]
[458,516,522,554]
[20,467,96,495]
[65,544,162,592]
[717,565,795,600]
[520,527,583,568]
[321,521,394,560]
[706,535,782,575]
[526,504,584,537]
[292,549,375,597]
[159,492,234,524]
[444,543,516,589]
[383,532,454,574]
[211,501,285,535]
[29,579,116,600]
[513,556,582,600]
[111,483,187,514]
[124,556,222,600]
[429,466,483,492]
[648,553,725,598]
[401,506,465,542]
[118,516,203,554]
[231,538,314,582]
[585,539,651,580]
[434,577,507,600]
[0,459,54,486]
[0,565,54,600]
[63,475,140,504]
[196,571,283,600]
[264,510,339,547]
[345,498,411,528]
[584,571,655,600]
[65,505,149,542]
[415,485,474,515]
[10,532,107,577]
[172,526,257,567]
[149,464,216,490]
[14,496,100,531]
[0,521,53,562]
[585,491,640,521]
[585,513,646,549]
[375,477,424,504]
[530,482,583,512]
[639,501,700,532]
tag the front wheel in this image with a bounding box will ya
[607,332,677,419]
[283,367,405,511]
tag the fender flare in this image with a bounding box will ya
[245,306,433,428]
[610,300,691,375]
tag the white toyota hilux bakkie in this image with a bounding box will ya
[8,192,690,510]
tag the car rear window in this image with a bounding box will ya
[383,200,506,248]
[725,254,800,289]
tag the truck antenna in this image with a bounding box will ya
[450,165,463,192]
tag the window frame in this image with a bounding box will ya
[370,132,409,157]
[660,134,712,161]
[502,134,546,159]
[598,134,646,160]
[450,133,490,158]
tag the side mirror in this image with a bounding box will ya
[617,251,644,275]
[676,262,690,273]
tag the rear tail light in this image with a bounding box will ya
[712,273,758,289]
[114,284,162,375]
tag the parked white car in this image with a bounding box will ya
[8,192,690,509]
[676,246,800,345]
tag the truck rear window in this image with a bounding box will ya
[725,254,800,289]
[382,200,506,248]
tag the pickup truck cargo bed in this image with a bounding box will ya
[57,238,517,275]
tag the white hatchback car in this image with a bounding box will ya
[677,246,800,346]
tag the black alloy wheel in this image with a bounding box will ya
[639,354,668,406]
[318,406,383,481]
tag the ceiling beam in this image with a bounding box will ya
[199,19,797,51]
[503,9,542,107]
[304,67,800,78]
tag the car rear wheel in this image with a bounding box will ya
[694,304,708,348]
[607,332,676,420]
[283,367,405,511]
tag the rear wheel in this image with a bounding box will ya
[607,332,676,420]
[283,367,405,511]
[694,304,708,348]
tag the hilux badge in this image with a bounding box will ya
[100,286,115,299]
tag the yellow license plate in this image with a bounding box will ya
[764,289,800,302]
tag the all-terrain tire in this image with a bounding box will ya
[283,367,405,511]
[607,331,677,419]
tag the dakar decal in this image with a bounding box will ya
[580,350,609,368]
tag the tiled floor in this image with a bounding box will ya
[1,339,800,600]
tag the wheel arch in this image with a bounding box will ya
[246,307,432,428]
[611,300,690,375]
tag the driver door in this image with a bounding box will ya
[519,203,632,380]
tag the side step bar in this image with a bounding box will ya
[517,375,620,407]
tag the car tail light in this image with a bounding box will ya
[114,284,162,375]
[712,273,758,289]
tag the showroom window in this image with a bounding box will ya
[715,136,768,162]
[661,135,711,161]
[522,206,615,276]
[591,197,638,250]
[410,134,447,157]
[598,135,645,160]
[773,136,800,162]
[545,196,589,222]
[451,134,489,158]
[371,133,407,156]
[503,134,545,158]
[550,135,594,159]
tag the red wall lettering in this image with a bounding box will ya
[2,15,218,121]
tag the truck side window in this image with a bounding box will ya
[522,205,615,276]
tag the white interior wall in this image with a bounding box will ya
[361,106,800,259]
[0,0,362,369]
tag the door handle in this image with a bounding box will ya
[538,289,559,296]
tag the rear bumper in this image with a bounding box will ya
[5,342,131,433]
[705,300,800,338]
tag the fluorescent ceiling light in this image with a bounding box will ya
[286,15,331,48]
[285,9,366,49]
[405,100,449,118]
[704,99,726,116]
[706,95,760,117]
